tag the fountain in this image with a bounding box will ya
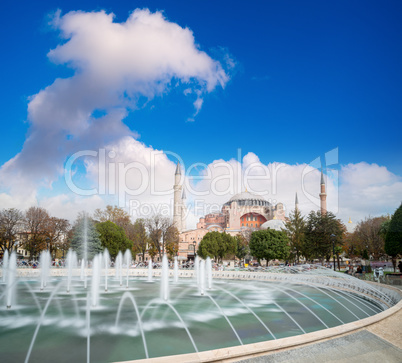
[5,251,16,309]
[160,254,169,301]
[39,251,51,290]
[0,249,400,363]
[115,251,123,286]
[66,250,77,293]
[91,254,101,307]
[173,257,179,283]
[103,249,110,292]
[147,258,153,282]
[2,250,8,283]
[124,250,131,289]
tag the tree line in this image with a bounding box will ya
[196,203,402,270]
[0,205,180,262]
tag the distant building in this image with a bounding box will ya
[173,163,287,261]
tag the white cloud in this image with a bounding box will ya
[0,8,229,204]
[338,162,402,222]
[40,194,105,221]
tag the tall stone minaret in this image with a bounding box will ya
[181,188,187,231]
[319,169,327,215]
[173,163,183,232]
[295,192,299,212]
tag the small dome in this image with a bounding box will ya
[261,219,286,231]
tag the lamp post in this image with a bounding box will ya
[330,234,336,271]
[46,237,50,252]
[193,243,196,258]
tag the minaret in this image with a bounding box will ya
[295,192,299,212]
[319,169,327,215]
[181,189,187,231]
[173,163,183,232]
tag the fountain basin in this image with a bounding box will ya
[0,268,400,363]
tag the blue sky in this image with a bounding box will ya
[0,0,401,223]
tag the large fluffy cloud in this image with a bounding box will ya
[0,9,229,199]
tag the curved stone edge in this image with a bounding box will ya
[119,282,402,363]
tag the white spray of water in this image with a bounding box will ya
[147,259,153,282]
[194,256,200,286]
[115,251,123,286]
[103,250,110,292]
[2,250,9,283]
[66,250,77,293]
[206,256,213,289]
[160,255,169,301]
[40,251,51,290]
[124,250,131,289]
[81,260,87,289]
[91,254,101,307]
[6,252,16,308]
[199,259,206,295]
[83,215,88,267]
[173,256,179,283]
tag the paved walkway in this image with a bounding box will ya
[237,301,402,363]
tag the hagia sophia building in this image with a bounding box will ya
[173,163,329,261]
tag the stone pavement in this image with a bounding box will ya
[237,331,401,363]
[237,302,402,363]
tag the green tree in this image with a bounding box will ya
[249,229,290,266]
[96,221,133,259]
[146,215,175,260]
[23,207,50,259]
[70,214,102,260]
[284,208,305,264]
[235,234,249,262]
[0,208,24,255]
[148,244,158,263]
[354,216,389,260]
[165,225,180,260]
[130,219,149,262]
[198,231,220,260]
[385,204,402,272]
[93,205,131,230]
[198,231,237,262]
[302,211,344,263]
[43,217,70,259]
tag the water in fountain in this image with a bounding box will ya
[91,254,101,307]
[80,259,87,289]
[115,251,123,286]
[173,257,179,283]
[206,256,212,289]
[6,251,16,308]
[2,250,8,283]
[103,249,110,292]
[160,254,169,301]
[0,251,397,362]
[83,214,88,264]
[124,249,131,289]
[39,251,51,290]
[66,250,77,293]
[194,255,200,286]
[199,259,206,295]
[148,258,153,282]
